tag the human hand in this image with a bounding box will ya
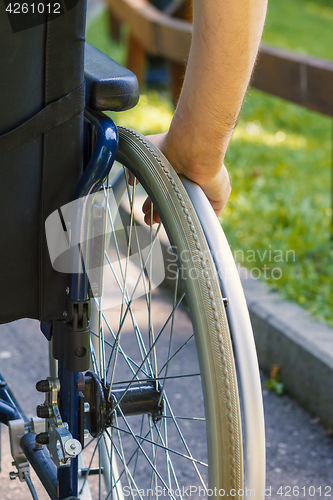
[144,131,231,222]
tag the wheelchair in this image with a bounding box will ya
[0,2,265,498]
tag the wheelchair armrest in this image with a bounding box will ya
[84,43,139,112]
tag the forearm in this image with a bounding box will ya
[146,0,267,218]
[167,0,267,176]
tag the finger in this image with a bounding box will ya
[144,209,161,225]
[128,171,139,187]
[142,198,161,225]
[142,197,151,214]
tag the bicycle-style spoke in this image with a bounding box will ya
[148,203,158,385]
[158,415,204,422]
[104,253,154,380]
[79,434,103,495]
[158,268,179,405]
[103,198,164,388]
[104,428,144,500]
[114,408,178,500]
[108,177,137,393]
[163,395,208,492]
[109,423,208,468]
[109,291,189,414]
[92,325,150,382]
[154,416,183,500]
[109,220,162,342]
[158,333,195,375]
[110,373,201,386]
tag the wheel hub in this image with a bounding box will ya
[80,372,163,439]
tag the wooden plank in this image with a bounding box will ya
[126,0,156,86]
[167,0,192,105]
[252,46,333,117]
[109,12,121,42]
[107,0,333,117]
[107,0,158,56]
[127,34,146,85]
[107,0,192,62]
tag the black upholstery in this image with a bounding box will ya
[0,2,86,324]
[84,43,139,112]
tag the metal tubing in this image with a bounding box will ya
[0,400,20,424]
[58,361,79,499]
[69,112,118,302]
[60,112,119,496]
[23,471,39,500]
[20,432,58,500]
[0,373,28,425]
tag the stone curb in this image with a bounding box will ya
[240,271,333,429]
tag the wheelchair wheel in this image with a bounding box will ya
[79,127,243,499]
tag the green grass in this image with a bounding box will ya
[263,0,333,60]
[86,2,333,326]
[223,91,333,325]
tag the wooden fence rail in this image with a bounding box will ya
[107,0,333,118]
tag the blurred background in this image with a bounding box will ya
[86,0,333,328]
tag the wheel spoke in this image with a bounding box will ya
[109,292,188,414]
[158,268,179,405]
[103,428,144,500]
[164,395,208,492]
[109,423,208,468]
[104,253,154,380]
[114,408,178,500]
[158,333,195,375]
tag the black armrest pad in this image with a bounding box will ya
[84,43,139,112]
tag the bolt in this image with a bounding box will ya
[70,443,76,450]
[63,310,68,318]
[36,404,52,419]
[36,432,49,445]
[66,286,70,295]
[36,380,51,393]
[84,402,90,413]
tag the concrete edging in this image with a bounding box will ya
[240,271,333,429]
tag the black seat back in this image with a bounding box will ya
[0,2,86,323]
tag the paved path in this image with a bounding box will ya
[0,318,332,499]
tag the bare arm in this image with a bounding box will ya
[146,0,267,220]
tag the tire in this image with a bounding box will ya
[79,127,243,499]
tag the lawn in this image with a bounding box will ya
[86,0,333,326]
